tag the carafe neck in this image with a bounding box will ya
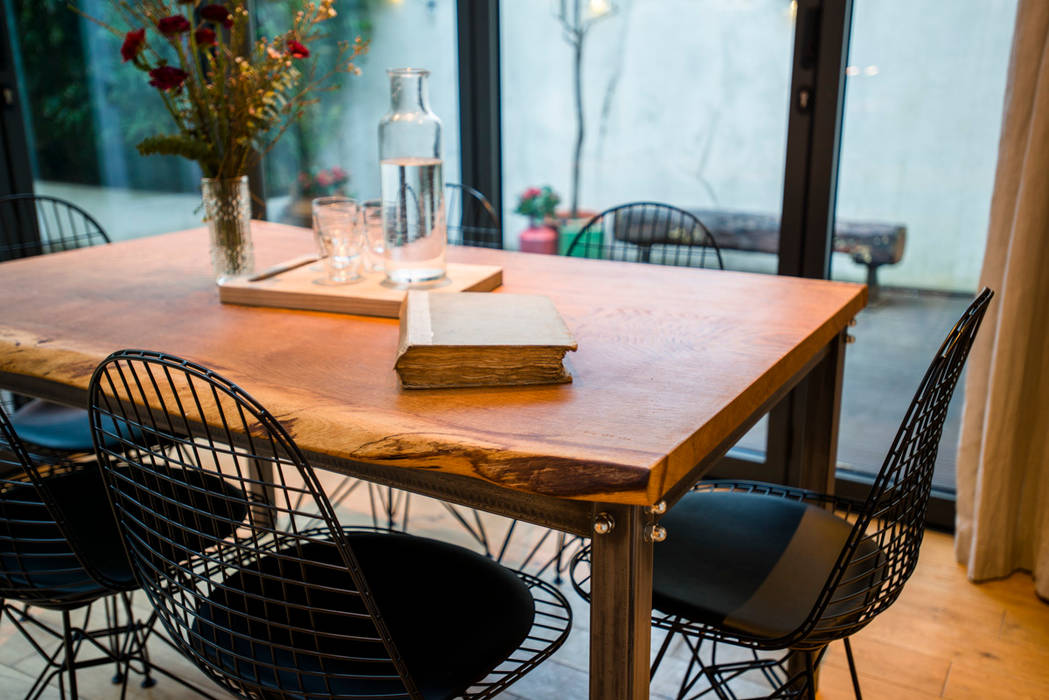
[388,68,430,113]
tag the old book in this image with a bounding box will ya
[395,291,577,389]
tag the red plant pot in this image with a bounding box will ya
[519,224,558,255]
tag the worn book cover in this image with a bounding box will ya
[395,291,577,388]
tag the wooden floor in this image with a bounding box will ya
[1,478,1046,699]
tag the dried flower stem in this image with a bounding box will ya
[75,0,367,179]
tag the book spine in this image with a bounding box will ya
[396,291,434,364]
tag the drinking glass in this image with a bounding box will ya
[312,198,363,285]
[361,200,384,273]
[311,195,352,271]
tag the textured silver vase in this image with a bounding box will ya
[202,175,254,283]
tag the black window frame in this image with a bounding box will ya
[454,0,956,530]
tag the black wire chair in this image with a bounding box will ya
[1,194,113,464]
[566,202,724,269]
[571,288,993,700]
[445,183,502,249]
[0,194,110,263]
[88,349,572,700]
[0,401,231,699]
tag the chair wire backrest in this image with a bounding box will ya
[567,202,724,270]
[0,194,110,262]
[445,183,503,249]
[88,350,419,699]
[0,404,118,606]
[801,288,993,647]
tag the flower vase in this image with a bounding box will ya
[202,176,255,283]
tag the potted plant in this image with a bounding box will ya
[286,166,351,225]
[515,186,560,255]
[81,0,367,282]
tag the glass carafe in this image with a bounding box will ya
[379,68,445,285]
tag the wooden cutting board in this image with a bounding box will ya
[218,262,503,318]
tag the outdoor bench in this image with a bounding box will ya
[689,208,906,292]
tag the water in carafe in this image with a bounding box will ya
[379,67,446,285]
[380,156,445,284]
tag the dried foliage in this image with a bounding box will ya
[78,1,367,178]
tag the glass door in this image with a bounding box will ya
[5,0,202,240]
[500,0,801,460]
[830,0,1018,495]
[256,0,461,228]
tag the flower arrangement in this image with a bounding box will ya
[82,0,368,179]
[515,186,561,226]
[296,166,349,198]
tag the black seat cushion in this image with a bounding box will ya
[653,490,880,641]
[0,468,126,605]
[10,399,142,452]
[0,464,249,607]
[192,532,536,700]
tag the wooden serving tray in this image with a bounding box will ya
[219,262,503,318]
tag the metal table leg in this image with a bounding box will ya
[588,504,653,700]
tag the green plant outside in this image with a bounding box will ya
[558,218,603,258]
[12,0,197,190]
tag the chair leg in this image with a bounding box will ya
[843,638,863,700]
[554,531,566,584]
[650,626,677,680]
[106,596,125,684]
[120,593,156,688]
[804,651,816,700]
[61,611,78,699]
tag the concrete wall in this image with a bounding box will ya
[329,0,461,202]
[501,0,1017,291]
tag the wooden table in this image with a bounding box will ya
[0,222,866,699]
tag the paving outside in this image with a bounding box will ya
[34,182,203,243]
[836,288,971,491]
[733,287,970,491]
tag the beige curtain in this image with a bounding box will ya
[955,0,1049,601]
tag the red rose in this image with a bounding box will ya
[287,39,309,59]
[157,15,191,36]
[200,5,234,29]
[120,28,146,62]
[194,26,217,46]
[331,166,347,180]
[523,188,541,199]
[316,171,332,187]
[148,66,189,91]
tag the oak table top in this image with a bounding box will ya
[0,221,866,507]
